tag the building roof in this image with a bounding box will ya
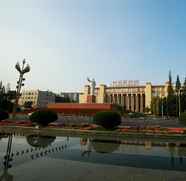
[47,103,114,115]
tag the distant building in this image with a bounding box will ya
[54,94,65,103]
[60,92,80,103]
[19,90,55,108]
[80,80,170,113]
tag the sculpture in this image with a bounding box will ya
[87,77,96,95]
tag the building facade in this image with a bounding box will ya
[60,92,80,103]
[19,90,55,108]
[80,81,169,113]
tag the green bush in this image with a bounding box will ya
[179,112,186,125]
[29,109,58,126]
[0,109,9,121]
[93,111,121,129]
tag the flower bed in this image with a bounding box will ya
[120,126,186,135]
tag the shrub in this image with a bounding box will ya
[29,109,58,126]
[179,112,186,125]
[93,111,121,129]
[0,109,9,121]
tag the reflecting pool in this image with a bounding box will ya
[0,132,186,181]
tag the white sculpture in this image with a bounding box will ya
[87,77,96,95]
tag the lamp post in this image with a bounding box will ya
[161,97,164,119]
[178,89,181,117]
[12,59,30,118]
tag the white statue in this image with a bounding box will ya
[87,77,96,95]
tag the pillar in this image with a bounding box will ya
[128,94,131,111]
[122,94,126,110]
[118,94,121,105]
[110,94,113,104]
[135,94,139,112]
[140,94,144,112]
[126,94,130,111]
[131,94,135,112]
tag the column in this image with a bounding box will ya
[113,94,115,104]
[123,94,126,111]
[131,94,135,112]
[114,94,117,104]
[128,94,131,111]
[126,94,130,111]
[118,94,121,105]
[110,94,113,104]
[134,94,136,112]
[107,94,110,103]
[135,94,139,112]
[121,94,124,106]
[140,94,144,112]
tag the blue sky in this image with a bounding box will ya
[0,0,186,92]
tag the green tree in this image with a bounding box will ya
[0,81,14,112]
[151,97,160,115]
[166,71,176,116]
[175,75,181,116]
[182,77,186,93]
[167,70,174,96]
[29,109,58,127]
[93,111,121,129]
[176,75,181,92]
[181,77,186,112]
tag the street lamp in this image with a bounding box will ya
[178,89,181,117]
[12,59,30,118]
[161,96,164,119]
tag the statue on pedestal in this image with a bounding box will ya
[87,77,96,96]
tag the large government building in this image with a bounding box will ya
[79,80,170,113]
[19,90,55,108]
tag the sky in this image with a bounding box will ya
[0,0,186,93]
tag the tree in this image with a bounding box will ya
[0,81,16,113]
[29,109,58,127]
[181,77,186,112]
[166,71,176,116]
[167,70,174,96]
[179,112,186,126]
[93,111,121,129]
[182,77,186,93]
[175,75,181,116]
[0,109,9,121]
[176,75,181,93]
[151,97,160,115]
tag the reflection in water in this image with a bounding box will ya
[168,143,176,168]
[0,134,64,181]
[26,135,56,148]
[177,144,186,165]
[80,138,92,157]
[0,134,13,181]
[91,140,120,154]
[80,138,121,155]
[1,133,186,181]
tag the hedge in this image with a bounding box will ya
[29,109,58,126]
[93,111,121,129]
[0,109,9,121]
